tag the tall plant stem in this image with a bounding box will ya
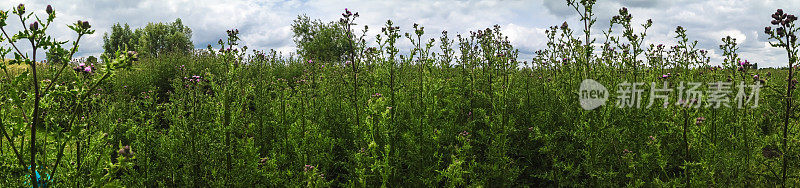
[683,108,690,187]
[782,31,794,188]
[224,86,232,186]
[30,45,39,188]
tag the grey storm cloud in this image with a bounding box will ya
[543,0,575,17]
[1,0,800,67]
[618,0,661,8]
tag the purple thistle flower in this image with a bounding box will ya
[304,164,315,172]
[623,149,632,154]
[695,117,706,125]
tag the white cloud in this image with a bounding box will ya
[503,23,547,55]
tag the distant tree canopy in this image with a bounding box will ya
[102,23,138,58]
[291,15,355,63]
[103,18,194,59]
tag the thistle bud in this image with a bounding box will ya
[772,20,780,25]
[560,21,568,30]
[127,51,138,61]
[29,21,38,31]
[82,21,90,29]
[16,4,24,15]
[765,26,773,34]
[118,148,127,156]
[778,9,784,15]
[46,5,53,14]
[118,145,134,157]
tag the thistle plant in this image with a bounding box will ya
[340,8,363,132]
[765,8,798,187]
[567,0,597,77]
[405,23,434,134]
[379,20,400,143]
[207,28,249,186]
[609,7,652,82]
[0,4,135,187]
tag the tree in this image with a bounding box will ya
[137,18,194,58]
[291,15,355,62]
[102,23,138,58]
[102,18,193,59]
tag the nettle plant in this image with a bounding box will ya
[0,4,135,187]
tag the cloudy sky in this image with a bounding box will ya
[1,0,798,67]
